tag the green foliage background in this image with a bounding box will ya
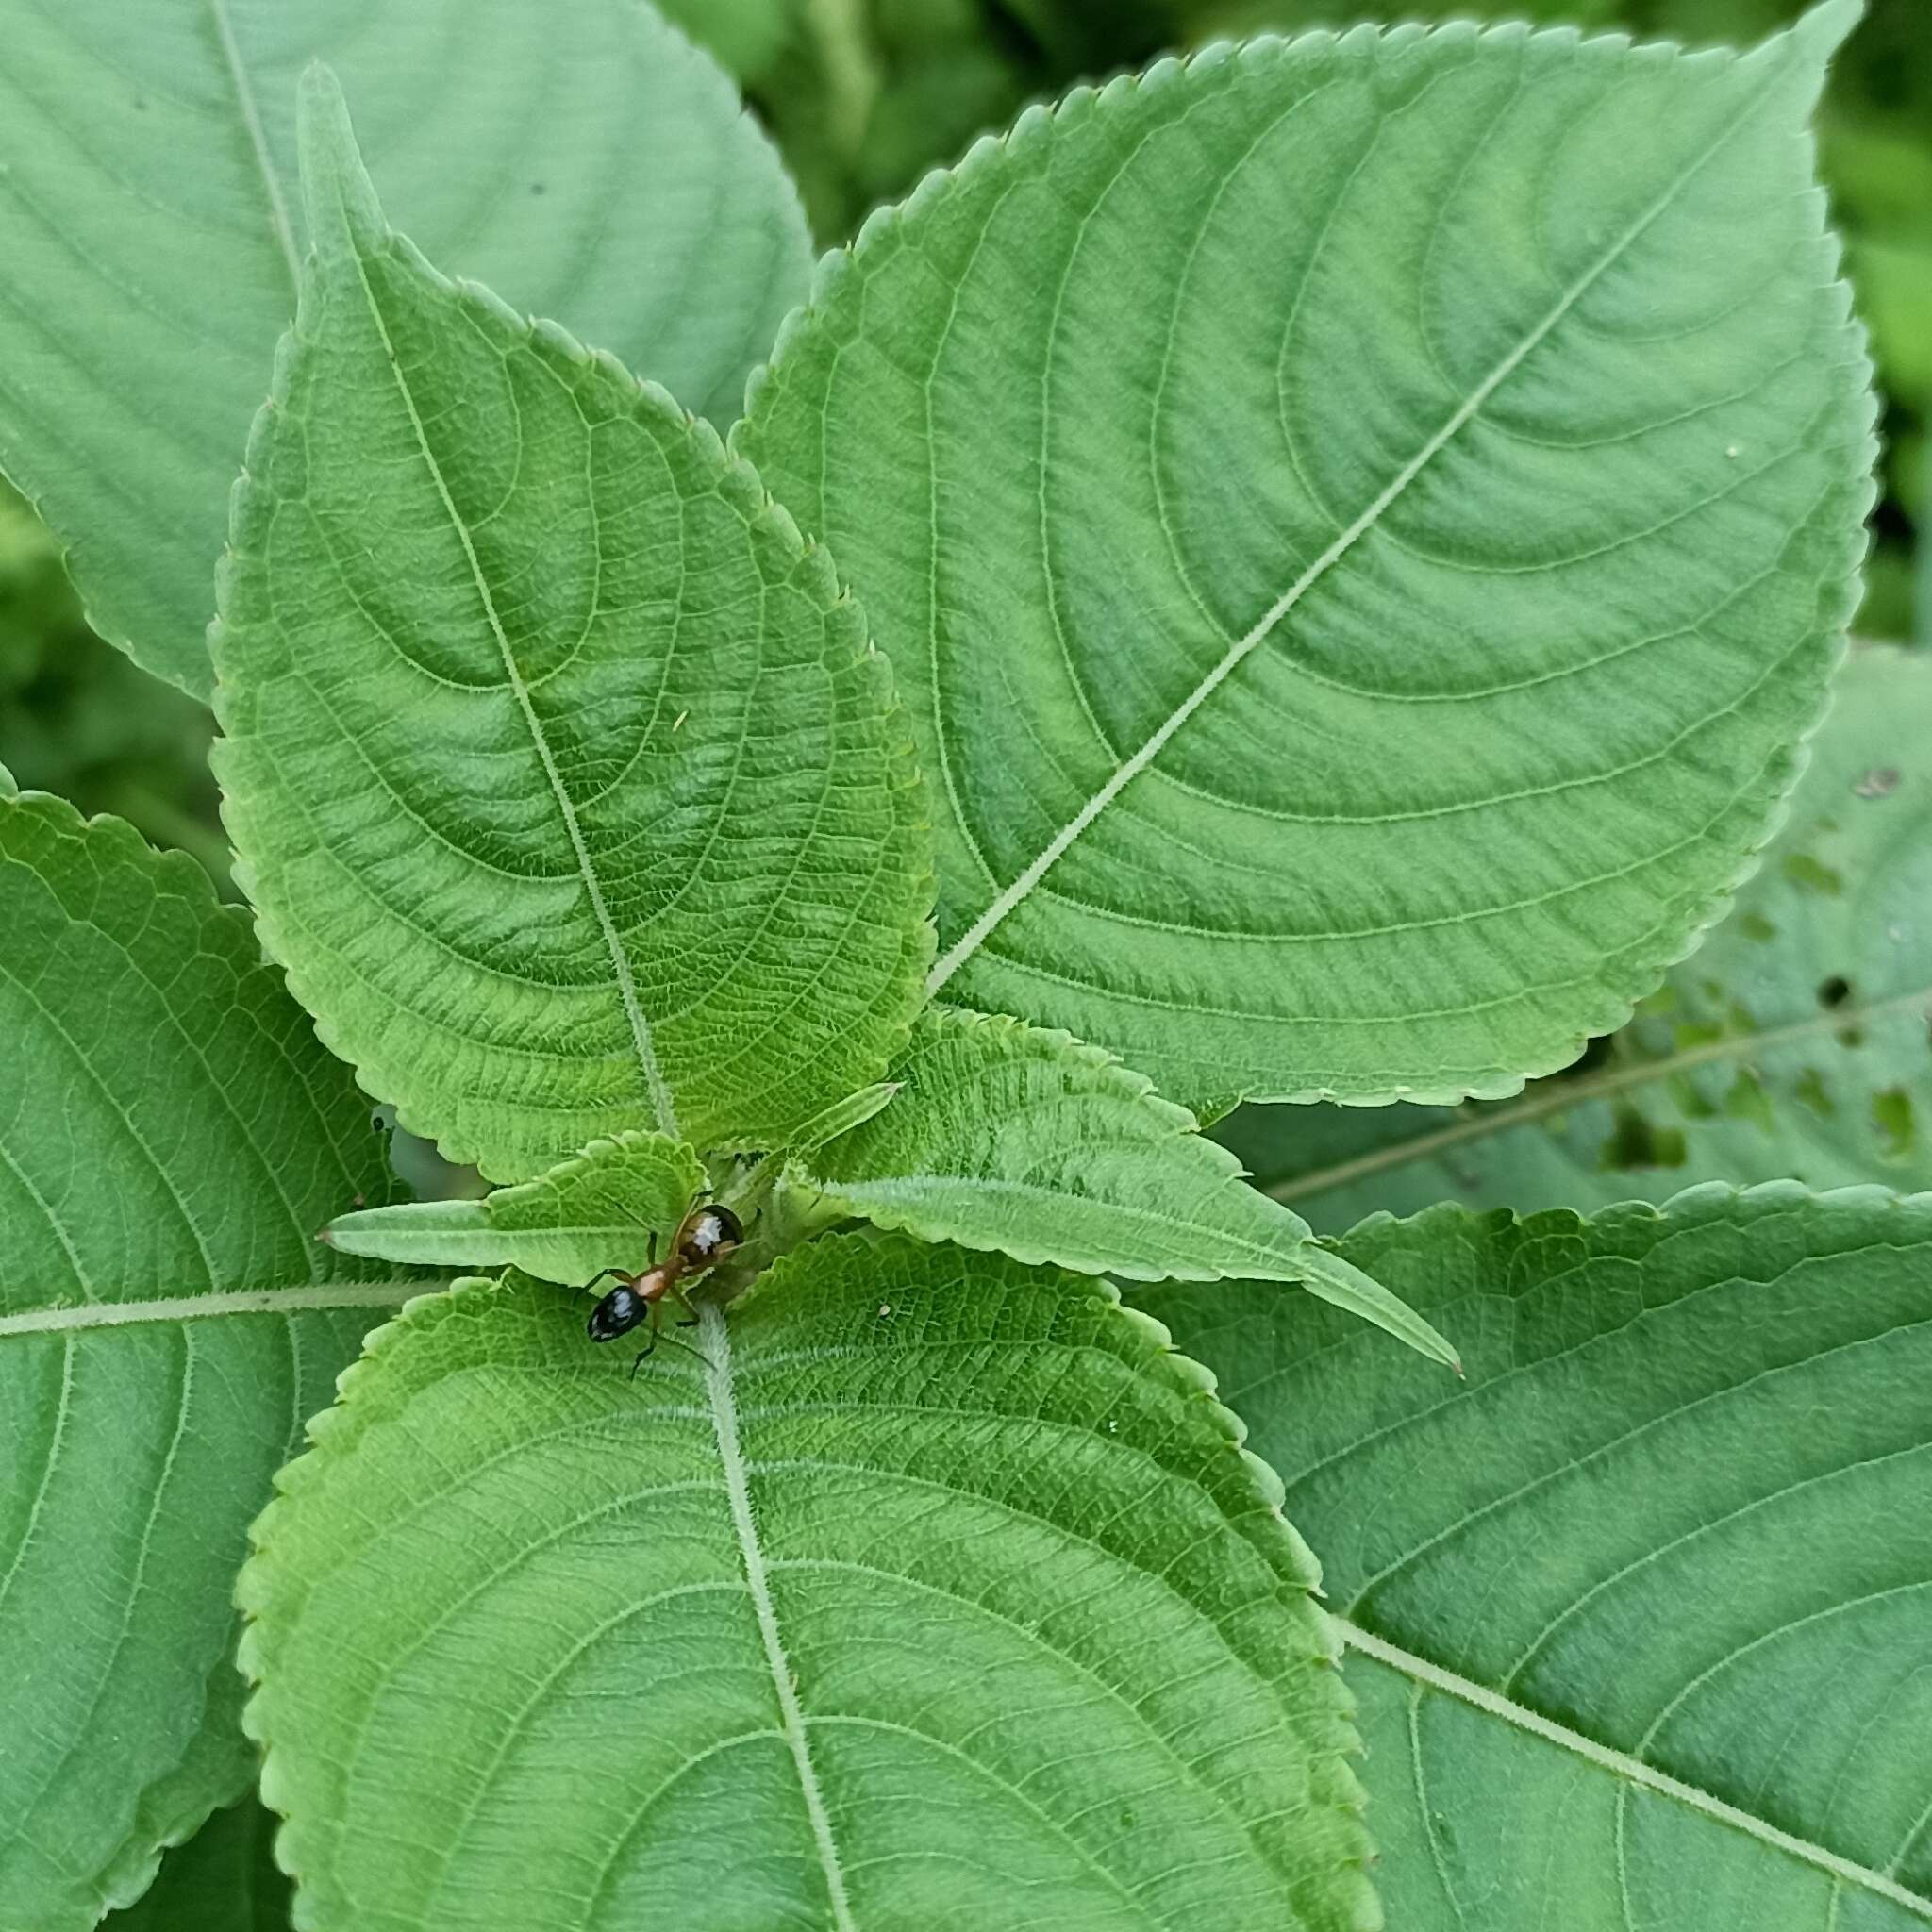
[3,0,1924,874]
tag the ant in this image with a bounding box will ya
[580,1200,742,1377]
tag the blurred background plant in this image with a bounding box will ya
[4,0,1924,883]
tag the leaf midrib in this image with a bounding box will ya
[0,1282,422,1337]
[1339,1619,1932,1920]
[1265,982,1932,1205]
[699,1302,857,1931]
[925,58,1775,995]
[341,231,681,1144]
[208,0,299,293]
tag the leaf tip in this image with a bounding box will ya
[295,62,386,260]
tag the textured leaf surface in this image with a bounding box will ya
[240,1239,1375,1932]
[740,5,1874,1114]
[324,1132,703,1285]
[803,1007,1457,1362]
[1221,644,1932,1227]
[213,79,931,1183]
[106,1801,291,1932]
[0,795,415,1930]
[0,0,809,698]
[1138,1186,1932,1929]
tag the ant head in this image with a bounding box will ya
[587,1282,648,1343]
[681,1203,742,1268]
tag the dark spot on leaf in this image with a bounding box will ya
[1782,852,1843,895]
[1723,1068,1774,1132]
[530,180,547,195]
[1739,910,1777,942]
[1601,1104,1687,1172]
[1854,767,1901,799]
[1837,1024,1868,1050]
[1818,974,1853,1009]
[132,95,148,111]
[1873,1088,1917,1163]
[1794,1068,1836,1119]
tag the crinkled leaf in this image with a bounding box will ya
[1221,644,1932,1226]
[213,76,931,1183]
[1138,1184,1932,1928]
[740,4,1874,1114]
[0,0,808,698]
[0,795,415,1930]
[324,1131,703,1285]
[106,1800,291,1932]
[240,1238,1375,1932]
[800,1006,1458,1364]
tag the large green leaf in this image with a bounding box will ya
[739,5,1874,1115]
[1221,644,1932,1226]
[0,794,416,1929]
[106,1801,291,1932]
[213,76,931,1184]
[1138,1185,1932,1929]
[240,1239,1375,1931]
[802,1005,1459,1363]
[323,1131,704,1286]
[0,0,809,699]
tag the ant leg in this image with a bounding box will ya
[577,1268,626,1297]
[628,1327,660,1382]
[671,1286,700,1329]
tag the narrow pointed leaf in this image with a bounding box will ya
[0,0,809,698]
[740,5,1874,1115]
[240,1240,1376,1932]
[324,1132,703,1285]
[213,76,931,1182]
[799,1007,1458,1363]
[1223,644,1932,1225]
[106,1801,291,1932]
[1139,1184,1932,1929]
[0,794,416,1931]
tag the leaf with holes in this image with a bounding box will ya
[212,75,931,1184]
[0,0,808,699]
[0,794,418,1930]
[739,3,1874,1115]
[1217,644,1932,1227]
[800,1006,1459,1364]
[323,1132,703,1286]
[238,1238,1377,1932]
[104,1800,291,1932]
[1136,1184,1932,1930]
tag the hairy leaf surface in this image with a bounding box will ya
[213,78,932,1182]
[324,1132,703,1285]
[240,1240,1376,1932]
[741,4,1874,1114]
[1221,645,1932,1225]
[0,0,808,698]
[803,1007,1458,1363]
[0,795,414,1930]
[106,1801,291,1932]
[1139,1186,1932,1929]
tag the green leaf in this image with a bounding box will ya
[0,1,809,700]
[1137,1185,1932,1929]
[324,1131,703,1285]
[0,794,416,1930]
[239,1238,1376,1932]
[106,1801,291,1932]
[1221,643,1932,1226]
[212,75,932,1184]
[739,5,1874,1115]
[799,1007,1459,1364]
